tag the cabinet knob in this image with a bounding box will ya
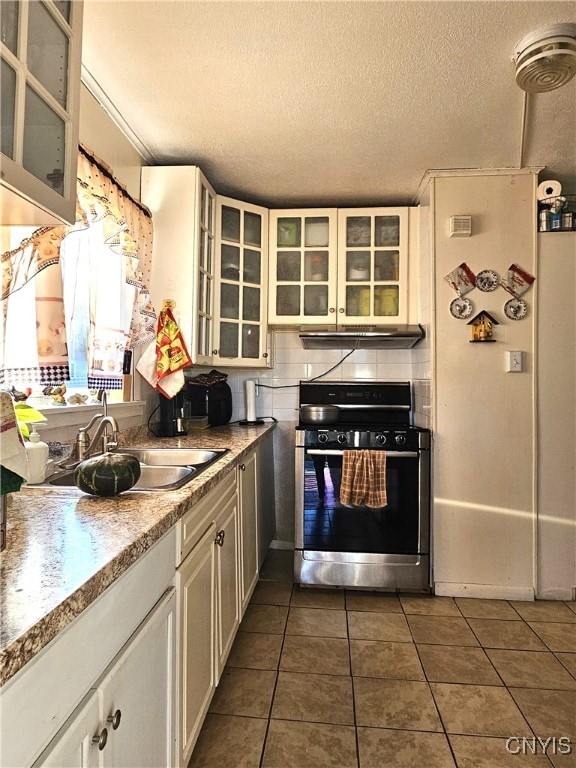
[263,352,268,358]
[215,529,225,547]
[239,464,246,471]
[212,349,219,355]
[107,709,122,730]
[329,307,336,313]
[338,307,345,313]
[92,728,108,751]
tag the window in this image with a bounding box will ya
[1,147,155,405]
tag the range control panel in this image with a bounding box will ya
[299,428,429,451]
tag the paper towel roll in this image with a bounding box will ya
[537,179,562,201]
[245,380,256,423]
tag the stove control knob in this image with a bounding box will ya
[375,433,387,446]
[395,433,407,446]
[336,433,348,445]
[317,433,329,444]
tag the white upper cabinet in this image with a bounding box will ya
[142,165,415,361]
[337,208,409,324]
[142,169,271,368]
[214,196,271,367]
[269,207,410,325]
[268,209,338,324]
[141,165,217,366]
[0,0,83,224]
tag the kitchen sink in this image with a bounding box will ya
[111,447,227,467]
[38,447,229,492]
[46,464,198,492]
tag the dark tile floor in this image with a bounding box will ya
[188,549,576,768]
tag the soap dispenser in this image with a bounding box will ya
[25,426,49,483]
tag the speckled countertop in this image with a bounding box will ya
[0,422,275,688]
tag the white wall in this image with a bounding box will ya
[536,232,576,599]
[79,86,144,199]
[430,171,537,600]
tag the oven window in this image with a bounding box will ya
[303,452,421,554]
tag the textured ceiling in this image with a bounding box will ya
[82,1,576,207]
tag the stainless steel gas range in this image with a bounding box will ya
[294,380,431,591]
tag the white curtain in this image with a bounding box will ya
[1,228,69,387]
[1,146,156,390]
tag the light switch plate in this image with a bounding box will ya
[506,350,523,372]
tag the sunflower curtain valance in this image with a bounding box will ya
[1,146,156,390]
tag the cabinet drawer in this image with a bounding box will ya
[177,470,237,565]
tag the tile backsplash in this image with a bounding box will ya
[223,329,431,426]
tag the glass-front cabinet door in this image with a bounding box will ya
[337,208,409,324]
[196,178,217,364]
[214,197,270,367]
[0,0,83,224]
[268,209,338,324]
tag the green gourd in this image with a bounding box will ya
[74,452,141,497]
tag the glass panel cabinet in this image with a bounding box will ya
[142,170,271,369]
[268,207,409,325]
[0,0,83,225]
[337,208,408,323]
[197,179,217,362]
[215,197,270,367]
[268,209,338,324]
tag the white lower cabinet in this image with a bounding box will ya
[239,450,259,613]
[176,470,240,767]
[33,690,101,768]
[176,521,217,765]
[214,492,240,681]
[30,584,176,768]
[1,530,176,768]
[175,455,266,767]
[97,588,176,767]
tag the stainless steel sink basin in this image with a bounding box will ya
[113,447,227,467]
[45,464,198,492]
[38,447,228,492]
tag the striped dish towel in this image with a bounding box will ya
[0,391,29,483]
[339,450,387,508]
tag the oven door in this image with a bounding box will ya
[294,447,430,589]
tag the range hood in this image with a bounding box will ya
[299,325,425,350]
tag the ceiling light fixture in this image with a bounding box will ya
[513,23,576,93]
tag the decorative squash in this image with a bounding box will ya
[74,452,141,497]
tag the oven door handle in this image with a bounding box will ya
[306,449,419,458]
[336,404,411,410]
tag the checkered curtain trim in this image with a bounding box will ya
[0,365,71,388]
[87,376,122,390]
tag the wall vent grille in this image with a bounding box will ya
[449,215,472,237]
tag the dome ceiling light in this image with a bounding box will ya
[513,23,576,93]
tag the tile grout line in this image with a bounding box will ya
[344,599,361,768]
[258,583,294,768]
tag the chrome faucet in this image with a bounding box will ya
[70,392,119,464]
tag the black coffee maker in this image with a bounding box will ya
[158,390,187,437]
